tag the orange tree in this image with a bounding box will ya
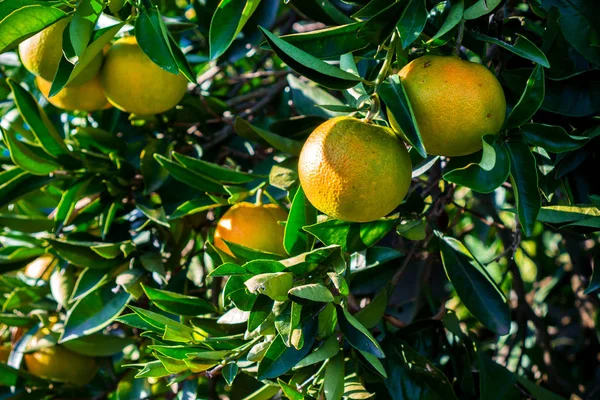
[0,0,598,399]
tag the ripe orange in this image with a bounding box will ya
[214,202,288,256]
[36,75,111,112]
[19,18,103,86]
[298,117,412,222]
[389,55,506,157]
[100,36,188,115]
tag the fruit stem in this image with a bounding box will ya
[454,21,465,57]
[363,93,380,123]
[255,188,264,206]
[374,32,397,90]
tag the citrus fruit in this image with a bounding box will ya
[388,55,506,157]
[214,202,288,256]
[298,117,412,222]
[100,36,188,115]
[19,18,103,86]
[24,344,98,385]
[24,255,57,280]
[36,75,111,112]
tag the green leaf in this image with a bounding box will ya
[259,26,363,90]
[141,139,171,194]
[507,64,545,129]
[243,260,286,274]
[142,284,216,315]
[234,117,304,155]
[0,214,54,233]
[69,0,103,56]
[357,1,406,45]
[55,21,125,90]
[355,290,387,329]
[438,234,510,335]
[537,205,600,224]
[244,272,294,301]
[284,186,317,256]
[154,154,227,193]
[384,339,459,400]
[209,0,260,60]
[169,196,228,220]
[477,352,517,400]
[337,306,384,358]
[0,169,53,209]
[61,284,131,342]
[54,178,91,233]
[135,6,178,74]
[428,0,463,42]
[380,75,426,157]
[2,128,61,175]
[0,5,66,53]
[359,349,387,379]
[172,152,261,184]
[7,78,70,157]
[209,262,248,277]
[248,295,274,332]
[521,123,589,153]
[295,335,339,369]
[279,22,369,59]
[470,32,550,68]
[324,352,345,400]
[288,284,334,303]
[257,318,317,379]
[443,135,510,194]
[128,306,196,340]
[463,0,501,20]
[49,239,125,269]
[279,379,305,400]
[397,0,427,49]
[541,0,600,65]
[303,217,398,253]
[62,333,135,357]
[222,363,238,386]
[504,139,540,237]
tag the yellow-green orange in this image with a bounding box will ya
[100,36,188,115]
[298,117,412,222]
[37,76,111,112]
[389,55,506,157]
[19,18,103,86]
[214,203,288,256]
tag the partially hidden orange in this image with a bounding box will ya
[214,202,288,256]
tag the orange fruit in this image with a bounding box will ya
[24,329,97,385]
[298,117,412,222]
[36,75,111,112]
[24,254,57,280]
[389,55,506,157]
[214,202,288,256]
[100,36,188,115]
[19,18,103,86]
